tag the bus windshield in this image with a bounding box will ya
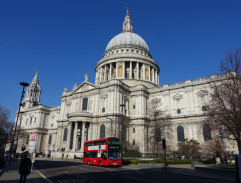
[108,144,121,160]
[107,138,121,160]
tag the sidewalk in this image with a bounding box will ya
[0,159,47,183]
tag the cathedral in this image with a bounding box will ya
[10,9,237,158]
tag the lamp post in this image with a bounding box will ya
[120,104,125,144]
[10,82,29,156]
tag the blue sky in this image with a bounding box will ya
[0,0,241,122]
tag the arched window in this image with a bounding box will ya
[63,128,68,141]
[202,106,207,111]
[102,108,105,113]
[177,109,181,114]
[177,125,185,142]
[48,135,52,144]
[154,128,161,142]
[100,124,105,139]
[203,124,212,141]
[82,98,88,111]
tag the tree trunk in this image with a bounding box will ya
[237,139,241,154]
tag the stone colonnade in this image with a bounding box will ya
[96,61,159,85]
[66,121,93,152]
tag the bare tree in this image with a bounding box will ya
[0,105,13,148]
[148,98,172,157]
[205,48,241,153]
[178,139,201,159]
[200,135,224,159]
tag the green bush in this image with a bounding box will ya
[203,159,216,164]
[123,158,193,165]
[123,158,217,165]
[123,150,141,158]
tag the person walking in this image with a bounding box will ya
[19,151,32,183]
[3,153,11,172]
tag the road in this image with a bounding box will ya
[34,159,229,183]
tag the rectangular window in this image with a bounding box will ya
[133,105,135,109]
[133,140,135,145]
[133,128,135,133]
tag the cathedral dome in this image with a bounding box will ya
[106,32,149,51]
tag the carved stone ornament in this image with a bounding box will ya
[151,97,161,111]
[196,90,208,97]
[82,85,88,91]
[172,94,183,100]
[100,93,108,99]
[66,100,72,106]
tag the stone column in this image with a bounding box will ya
[189,125,193,140]
[143,64,145,80]
[81,122,86,152]
[104,65,107,81]
[158,73,159,86]
[123,62,125,78]
[110,63,112,79]
[89,122,93,140]
[100,67,103,83]
[193,125,198,140]
[130,61,132,79]
[155,69,157,85]
[66,122,72,151]
[116,62,118,78]
[137,62,139,79]
[149,66,151,81]
[72,122,78,151]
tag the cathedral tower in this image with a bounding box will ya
[22,72,41,109]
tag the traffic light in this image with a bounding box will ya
[162,139,166,150]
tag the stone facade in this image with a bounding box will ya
[9,10,238,158]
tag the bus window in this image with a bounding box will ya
[102,151,107,160]
[97,146,101,158]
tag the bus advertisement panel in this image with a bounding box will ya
[83,137,122,166]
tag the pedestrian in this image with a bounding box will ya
[19,151,32,183]
[3,153,11,172]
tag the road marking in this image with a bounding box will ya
[35,169,54,183]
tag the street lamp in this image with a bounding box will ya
[120,104,125,144]
[10,82,29,156]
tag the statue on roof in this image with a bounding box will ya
[85,73,88,81]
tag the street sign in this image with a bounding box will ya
[29,135,36,149]
[30,135,36,141]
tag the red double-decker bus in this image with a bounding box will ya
[83,137,122,166]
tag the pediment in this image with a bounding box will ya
[72,81,96,94]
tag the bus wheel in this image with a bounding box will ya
[87,160,89,165]
[98,161,101,167]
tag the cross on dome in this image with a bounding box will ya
[123,7,133,33]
